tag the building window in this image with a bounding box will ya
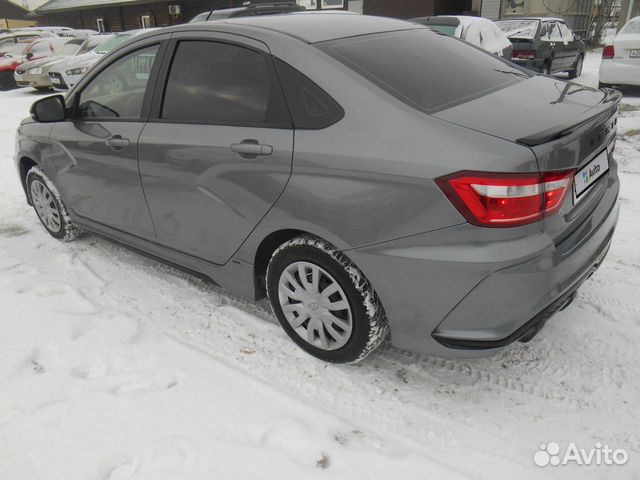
[141,14,153,28]
[96,17,105,33]
[296,0,346,9]
[321,0,344,8]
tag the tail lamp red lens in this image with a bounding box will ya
[436,170,575,227]
[512,50,537,60]
[602,45,615,59]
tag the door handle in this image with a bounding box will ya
[231,140,273,159]
[105,135,130,150]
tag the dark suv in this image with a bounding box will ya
[190,2,306,23]
[496,17,585,78]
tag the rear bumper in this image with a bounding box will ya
[347,178,619,358]
[511,57,545,73]
[599,60,640,86]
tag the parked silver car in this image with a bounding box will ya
[16,15,620,363]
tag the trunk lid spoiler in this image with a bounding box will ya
[516,88,622,147]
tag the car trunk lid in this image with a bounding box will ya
[613,33,640,66]
[434,77,621,242]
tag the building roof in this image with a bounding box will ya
[0,0,30,18]
[36,0,166,14]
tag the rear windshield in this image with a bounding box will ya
[426,24,457,36]
[319,29,528,114]
[620,20,640,35]
[496,20,539,39]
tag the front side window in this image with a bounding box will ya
[544,22,563,42]
[558,22,574,41]
[78,45,159,119]
[162,40,288,125]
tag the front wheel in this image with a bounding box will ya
[266,236,388,364]
[27,167,82,242]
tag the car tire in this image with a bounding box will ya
[266,235,389,364]
[568,55,584,79]
[0,71,16,91]
[26,166,82,242]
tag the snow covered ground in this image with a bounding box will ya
[1,51,639,480]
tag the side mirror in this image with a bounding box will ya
[26,52,33,60]
[30,95,66,123]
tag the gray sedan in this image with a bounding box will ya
[16,14,620,363]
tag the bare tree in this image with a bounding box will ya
[587,0,620,46]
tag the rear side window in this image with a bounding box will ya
[162,40,290,126]
[319,29,528,115]
[274,58,344,129]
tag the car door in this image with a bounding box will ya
[50,39,166,239]
[539,21,563,71]
[558,21,579,68]
[138,35,294,265]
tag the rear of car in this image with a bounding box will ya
[318,28,620,355]
[1,37,64,90]
[599,16,640,87]
[413,16,512,57]
[497,18,544,70]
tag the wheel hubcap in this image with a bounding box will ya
[30,180,62,233]
[277,261,353,351]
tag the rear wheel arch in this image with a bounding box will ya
[253,229,307,299]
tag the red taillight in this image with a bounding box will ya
[512,50,537,60]
[602,45,615,59]
[436,170,575,227]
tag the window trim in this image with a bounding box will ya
[148,35,293,129]
[140,14,153,29]
[71,39,169,123]
[96,18,105,33]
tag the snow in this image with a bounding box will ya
[1,51,640,479]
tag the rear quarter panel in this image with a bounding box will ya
[235,39,541,261]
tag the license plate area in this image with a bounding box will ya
[573,150,610,205]
[630,49,640,58]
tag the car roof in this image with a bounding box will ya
[412,16,460,26]
[209,13,419,44]
[497,17,565,23]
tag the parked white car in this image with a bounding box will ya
[599,16,640,88]
[411,16,512,57]
[48,29,152,91]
